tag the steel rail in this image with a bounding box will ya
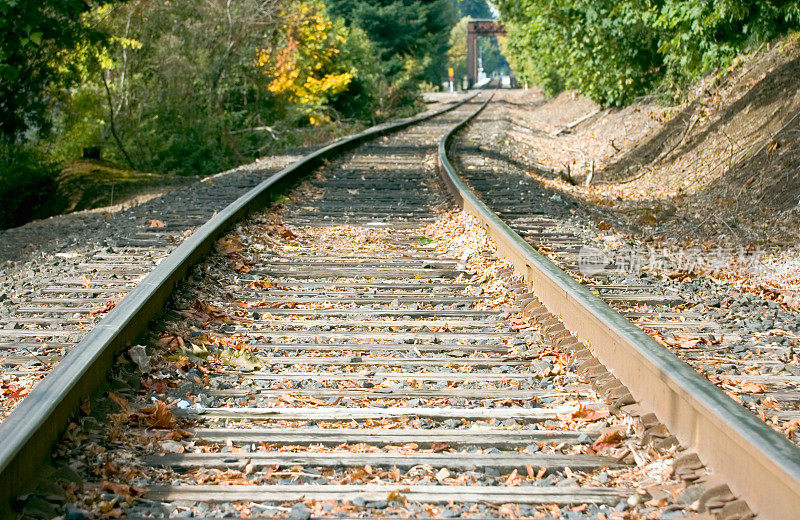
[437,93,800,520]
[0,95,475,516]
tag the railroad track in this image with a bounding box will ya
[0,146,328,423]
[1,92,799,519]
[455,96,800,428]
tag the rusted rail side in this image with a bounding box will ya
[437,93,800,520]
[0,95,475,517]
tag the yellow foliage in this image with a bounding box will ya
[255,0,354,124]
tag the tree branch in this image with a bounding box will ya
[101,69,136,170]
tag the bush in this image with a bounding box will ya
[0,145,59,229]
[497,0,800,105]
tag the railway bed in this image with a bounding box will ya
[451,99,800,445]
[1,93,799,519]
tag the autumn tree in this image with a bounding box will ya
[256,1,362,125]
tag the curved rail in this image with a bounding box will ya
[437,93,800,520]
[0,95,475,515]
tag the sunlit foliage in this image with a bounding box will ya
[496,0,800,105]
[256,1,355,125]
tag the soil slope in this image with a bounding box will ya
[496,34,800,295]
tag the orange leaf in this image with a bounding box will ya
[108,392,134,416]
[431,442,451,453]
[738,382,768,393]
[102,481,146,497]
[591,429,625,450]
[215,236,243,254]
[6,387,29,399]
[148,219,166,228]
[505,468,519,486]
[564,404,609,423]
[140,400,177,429]
[90,300,117,316]
[233,261,251,273]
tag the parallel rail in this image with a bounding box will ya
[3,89,799,519]
[0,96,474,515]
[437,93,800,520]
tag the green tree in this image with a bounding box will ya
[657,0,800,86]
[44,0,386,176]
[447,17,470,80]
[457,0,493,19]
[496,0,800,105]
[325,0,458,85]
[479,37,509,76]
[0,0,126,141]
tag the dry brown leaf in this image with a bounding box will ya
[505,468,519,486]
[591,428,625,450]
[108,392,134,416]
[737,381,768,393]
[148,219,166,228]
[236,299,296,309]
[431,442,451,453]
[102,481,146,497]
[563,404,609,423]
[157,333,185,348]
[215,236,243,254]
[233,261,251,273]
[387,489,408,505]
[140,400,177,429]
[180,299,230,325]
[90,300,117,316]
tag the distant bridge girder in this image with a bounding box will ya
[467,19,506,87]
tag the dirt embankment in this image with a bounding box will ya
[497,34,800,293]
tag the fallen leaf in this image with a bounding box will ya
[102,481,146,497]
[737,381,768,393]
[157,333,185,348]
[140,400,177,429]
[108,392,134,417]
[179,299,230,325]
[387,489,408,505]
[233,261,251,273]
[220,347,261,371]
[505,468,519,486]
[431,442,451,453]
[90,300,117,316]
[236,299,296,309]
[563,404,609,422]
[148,219,166,228]
[591,429,625,450]
[215,236,243,254]
[767,140,780,154]
[6,387,29,399]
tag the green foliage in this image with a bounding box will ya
[498,0,662,105]
[325,0,458,85]
[0,144,58,228]
[448,17,470,80]
[657,0,800,86]
[330,26,385,120]
[0,0,125,141]
[497,0,800,105]
[1,0,454,229]
[479,37,509,76]
[47,0,390,176]
[458,0,494,19]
